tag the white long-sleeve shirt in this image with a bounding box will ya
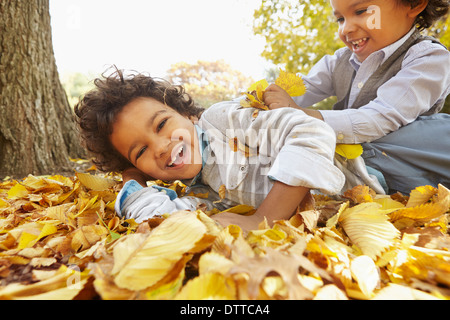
[116,101,384,222]
[198,100,346,208]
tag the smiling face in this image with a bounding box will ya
[331,0,419,62]
[110,97,203,181]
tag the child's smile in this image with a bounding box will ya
[331,0,419,62]
[110,97,203,181]
[349,36,369,55]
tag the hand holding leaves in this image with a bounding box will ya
[240,69,306,110]
[263,83,299,110]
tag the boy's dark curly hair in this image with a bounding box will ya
[401,0,449,30]
[74,68,204,173]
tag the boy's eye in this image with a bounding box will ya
[356,8,368,15]
[136,146,147,161]
[157,118,168,132]
[336,16,344,23]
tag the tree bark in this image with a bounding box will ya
[0,0,85,179]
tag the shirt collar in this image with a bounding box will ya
[195,124,209,168]
[185,125,209,187]
[349,27,416,70]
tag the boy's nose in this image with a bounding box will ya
[341,19,357,37]
[153,138,170,159]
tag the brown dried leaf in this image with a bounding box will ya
[228,247,332,299]
[343,185,375,204]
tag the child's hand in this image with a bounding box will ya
[212,182,310,233]
[263,84,298,110]
[212,211,263,233]
[264,84,324,120]
[122,167,152,187]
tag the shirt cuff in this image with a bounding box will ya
[114,179,178,216]
[320,109,356,144]
[115,180,144,215]
[267,145,345,195]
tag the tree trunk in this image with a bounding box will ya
[0,0,85,179]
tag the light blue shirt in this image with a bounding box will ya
[293,28,450,144]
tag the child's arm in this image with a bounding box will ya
[263,84,324,120]
[213,181,309,232]
[202,101,345,232]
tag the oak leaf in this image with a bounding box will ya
[228,247,333,299]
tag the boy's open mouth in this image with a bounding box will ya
[167,143,187,169]
[350,37,368,52]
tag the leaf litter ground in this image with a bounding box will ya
[0,165,449,300]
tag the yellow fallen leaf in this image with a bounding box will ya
[113,211,216,291]
[215,184,226,204]
[247,78,269,96]
[220,204,256,215]
[17,278,90,300]
[335,144,363,159]
[373,196,405,213]
[344,185,375,203]
[76,172,116,191]
[0,265,90,300]
[406,185,437,208]
[247,228,289,249]
[275,69,306,96]
[0,198,9,208]
[339,202,400,259]
[71,225,109,252]
[7,183,29,200]
[175,273,236,300]
[390,185,450,226]
[18,232,38,250]
[390,203,448,226]
[314,284,348,300]
[350,255,380,298]
[372,283,441,300]
[198,251,235,275]
[17,222,59,249]
[146,267,186,300]
[240,70,306,110]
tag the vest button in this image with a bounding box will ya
[357,82,364,89]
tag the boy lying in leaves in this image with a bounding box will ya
[74,68,382,231]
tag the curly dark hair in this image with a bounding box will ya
[74,67,204,173]
[400,0,449,30]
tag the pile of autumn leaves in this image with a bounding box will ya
[0,170,449,300]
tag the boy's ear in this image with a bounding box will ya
[408,0,428,18]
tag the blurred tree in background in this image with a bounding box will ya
[253,0,341,74]
[61,72,95,108]
[165,60,254,108]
